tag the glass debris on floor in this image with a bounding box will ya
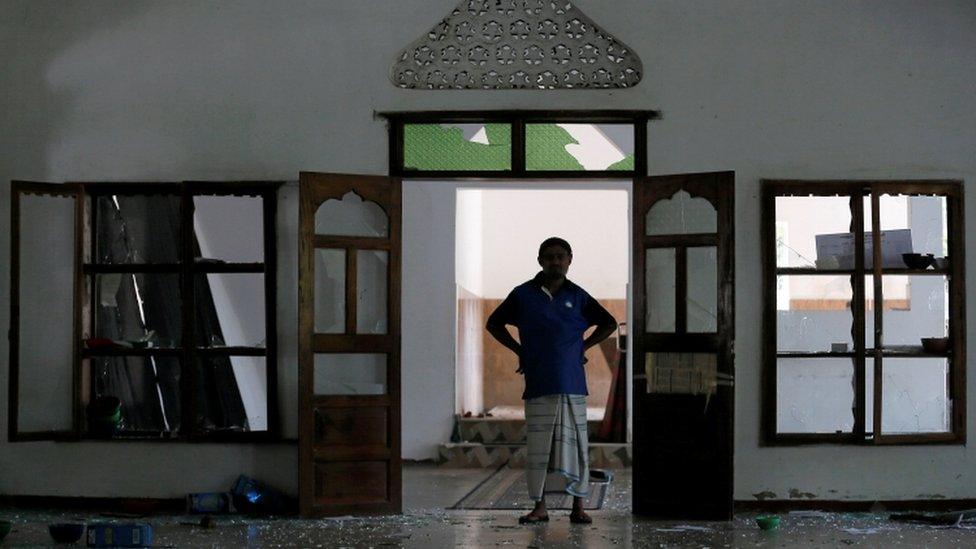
[2,468,976,547]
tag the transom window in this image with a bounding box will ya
[384,110,656,178]
[762,180,965,445]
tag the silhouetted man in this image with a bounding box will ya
[486,237,617,525]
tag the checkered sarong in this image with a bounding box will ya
[524,394,590,501]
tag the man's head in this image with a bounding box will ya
[537,237,573,279]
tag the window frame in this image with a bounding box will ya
[761,179,966,446]
[8,182,85,442]
[8,180,282,443]
[382,110,658,178]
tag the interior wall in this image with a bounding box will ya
[455,189,484,415]
[477,189,629,300]
[0,0,974,500]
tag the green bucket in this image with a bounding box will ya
[87,396,122,424]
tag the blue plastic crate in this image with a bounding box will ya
[187,492,235,514]
[86,522,153,547]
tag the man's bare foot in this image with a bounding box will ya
[569,508,592,524]
[519,503,549,524]
[570,497,591,524]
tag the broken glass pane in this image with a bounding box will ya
[356,250,388,334]
[403,123,511,171]
[775,196,851,269]
[195,273,266,348]
[866,194,948,259]
[687,246,717,333]
[193,195,263,263]
[91,355,181,433]
[314,191,389,237]
[196,356,267,433]
[18,193,76,433]
[646,191,716,236]
[865,275,948,349]
[525,124,634,171]
[879,358,951,434]
[96,194,181,264]
[776,358,854,433]
[315,249,345,334]
[91,273,182,348]
[314,354,387,395]
[865,356,875,434]
[776,275,853,353]
[645,248,676,332]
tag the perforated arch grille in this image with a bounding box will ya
[391,0,643,90]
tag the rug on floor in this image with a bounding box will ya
[450,464,611,510]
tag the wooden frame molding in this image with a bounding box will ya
[761,179,966,446]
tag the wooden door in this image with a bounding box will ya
[632,172,735,520]
[298,172,402,517]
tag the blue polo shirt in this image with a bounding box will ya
[487,272,616,400]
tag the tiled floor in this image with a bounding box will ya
[1,465,974,547]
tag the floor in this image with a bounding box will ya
[2,465,975,547]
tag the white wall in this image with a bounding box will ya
[455,189,483,415]
[478,189,629,299]
[0,0,974,500]
[455,190,484,296]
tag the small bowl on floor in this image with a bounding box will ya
[756,515,781,531]
[48,523,84,544]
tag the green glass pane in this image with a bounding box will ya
[526,124,584,170]
[403,123,511,171]
[526,123,634,171]
[608,155,634,170]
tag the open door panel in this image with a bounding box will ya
[632,171,735,520]
[298,172,402,517]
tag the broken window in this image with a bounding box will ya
[525,124,634,171]
[8,181,280,442]
[403,123,512,171]
[389,112,653,176]
[764,181,963,444]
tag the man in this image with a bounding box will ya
[486,237,617,525]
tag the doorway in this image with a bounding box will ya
[454,187,630,430]
[298,112,734,520]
